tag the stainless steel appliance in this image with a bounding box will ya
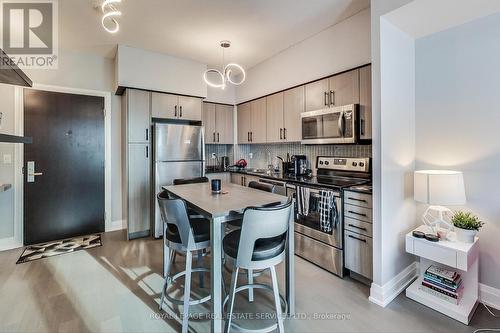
[153,123,205,238]
[289,155,308,176]
[301,104,359,144]
[286,156,371,277]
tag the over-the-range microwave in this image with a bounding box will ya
[301,104,359,145]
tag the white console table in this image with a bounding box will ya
[405,225,479,325]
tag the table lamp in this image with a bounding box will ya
[414,170,466,237]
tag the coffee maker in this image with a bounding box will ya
[290,155,308,176]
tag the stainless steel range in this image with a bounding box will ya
[286,156,371,277]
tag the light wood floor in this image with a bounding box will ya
[0,230,498,332]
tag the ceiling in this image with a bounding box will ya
[60,0,370,69]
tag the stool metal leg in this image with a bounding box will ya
[159,249,175,311]
[182,251,193,333]
[197,250,205,288]
[270,266,284,333]
[247,269,254,302]
[225,267,239,333]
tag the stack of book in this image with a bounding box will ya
[419,265,464,305]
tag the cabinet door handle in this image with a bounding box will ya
[145,128,149,141]
[280,128,283,140]
[324,92,329,106]
[174,105,177,117]
[146,146,149,158]
[179,106,183,118]
[247,132,250,142]
[360,119,365,136]
[348,197,367,203]
[217,132,220,142]
[348,234,367,243]
[213,132,216,142]
[330,91,335,106]
[348,224,367,231]
[250,132,253,142]
[284,128,287,140]
[348,210,367,217]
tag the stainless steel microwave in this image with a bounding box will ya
[301,104,359,144]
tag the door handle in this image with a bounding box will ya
[174,105,177,117]
[330,90,335,106]
[27,161,43,183]
[280,128,283,140]
[324,92,329,106]
[217,132,220,142]
[179,106,183,118]
[146,146,149,158]
[247,132,250,142]
[348,224,367,231]
[348,210,367,217]
[146,128,149,141]
[348,197,367,203]
[213,132,216,142]
[348,234,367,243]
[250,132,253,142]
[283,128,287,140]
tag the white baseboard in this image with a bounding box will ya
[0,237,22,251]
[480,283,500,311]
[106,219,126,232]
[369,261,419,307]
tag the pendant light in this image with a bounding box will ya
[204,41,246,90]
[101,0,121,33]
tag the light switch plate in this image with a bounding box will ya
[3,154,12,164]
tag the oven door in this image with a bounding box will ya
[293,187,343,248]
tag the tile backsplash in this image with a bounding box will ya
[205,143,371,174]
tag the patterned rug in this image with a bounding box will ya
[16,234,102,264]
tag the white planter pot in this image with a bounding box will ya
[455,227,477,243]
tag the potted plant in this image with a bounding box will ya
[452,211,484,243]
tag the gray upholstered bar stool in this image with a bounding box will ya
[226,180,277,303]
[223,199,292,333]
[157,190,211,333]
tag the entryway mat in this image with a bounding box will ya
[16,234,102,264]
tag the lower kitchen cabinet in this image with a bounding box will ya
[206,172,230,183]
[230,173,259,186]
[345,230,373,279]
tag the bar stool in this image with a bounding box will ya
[226,180,277,302]
[157,190,211,333]
[223,199,292,333]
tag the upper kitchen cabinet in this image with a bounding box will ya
[359,65,372,140]
[215,104,234,144]
[250,97,267,143]
[283,86,304,142]
[126,89,151,144]
[152,92,202,121]
[328,69,359,106]
[305,68,359,111]
[237,102,251,144]
[202,102,216,143]
[266,92,284,143]
[305,78,329,112]
[178,96,202,121]
[203,102,234,144]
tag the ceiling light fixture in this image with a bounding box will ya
[203,41,246,90]
[101,0,121,33]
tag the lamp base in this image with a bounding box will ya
[422,205,454,239]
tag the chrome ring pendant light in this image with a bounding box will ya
[101,0,122,33]
[204,41,246,90]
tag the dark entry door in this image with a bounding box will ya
[24,89,105,245]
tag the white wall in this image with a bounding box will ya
[0,85,16,239]
[370,0,414,291]
[116,45,207,98]
[415,12,500,289]
[378,18,416,285]
[235,8,371,103]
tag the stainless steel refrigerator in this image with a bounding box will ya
[152,123,205,238]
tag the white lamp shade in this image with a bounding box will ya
[414,170,466,205]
